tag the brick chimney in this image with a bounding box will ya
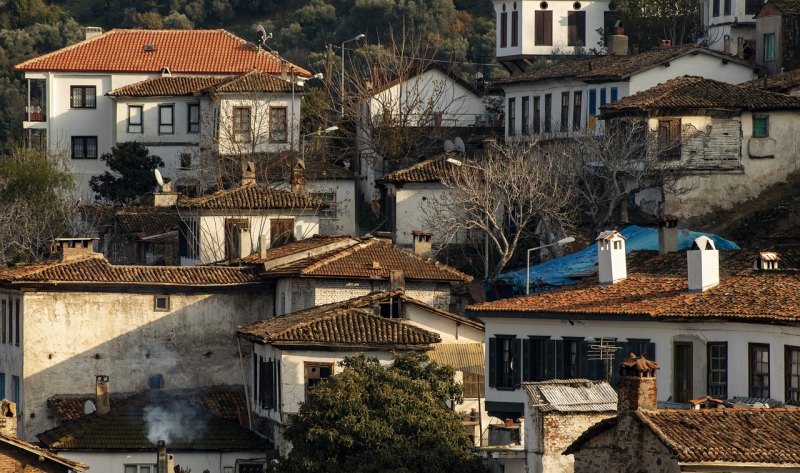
[596,231,627,284]
[658,215,678,254]
[156,440,174,473]
[608,21,629,56]
[0,400,17,437]
[53,237,99,262]
[687,236,719,292]
[241,161,256,186]
[660,39,672,48]
[411,230,432,257]
[95,375,110,415]
[291,159,306,194]
[618,353,659,412]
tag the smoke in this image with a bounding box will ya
[143,401,207,445]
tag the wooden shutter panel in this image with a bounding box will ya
[568,12,577,45]
[522,338,531,382]
[545,339,556,379]
[544,11,553,45]
[535,11,543,45]
[555,340,565,379]
[275,359,282,411]
[577,11,586,45]
[513,338,522,388]
[578,340,589,378]
[488,338,497,388]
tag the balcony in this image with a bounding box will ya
[24,79,46,126]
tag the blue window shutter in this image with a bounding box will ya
[610,87,618,102]
[589,89,597,115]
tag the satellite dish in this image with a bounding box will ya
[84,400,97,415]
[154,169,164,187]
[443,140,455,152]
[454,137,465,153]
[256,25,272,45]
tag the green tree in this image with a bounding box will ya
[615,0,700,48]
[89,142,164,203]
[278,353,485,473]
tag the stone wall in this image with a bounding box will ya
[312,278,451,310]
[540,411,615,473]
[0,442,74,473]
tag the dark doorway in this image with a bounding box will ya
[674,342,693,403]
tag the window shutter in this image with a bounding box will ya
[555,340,565,379]
[544,11,553,45]
[577,11,586,45]
[534,11,543,45]
[647,342,657,361]
[178,222,188,258]
[568,12,577,45]
[545,339,556,379]
[578,340,589,378]
[253,353,259,402]
[489,338,497,388]
[513,338,522,388]
[523,338,531,382]
[276,359,282,411]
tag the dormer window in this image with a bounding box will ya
[378,296,402,319]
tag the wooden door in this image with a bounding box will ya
[674,342,693,403]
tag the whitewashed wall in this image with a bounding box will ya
[214,93,301,156]
[60,450,267,473]
[271,179,357,236]
[703,0,758,56]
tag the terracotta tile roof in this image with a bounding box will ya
[0,433,88,470]
[14,29,310,75]
[265,237,472,282]
[762,0,800,14]
[254,152,354,182]
[602,75,800,114]
[238,292,441,348]
[107,76,225,96]
[212,69,295,93]
[178,183,323,210]
[0,254,262,286]
[239,234,358,265]
[523,379,617,413]
[39,387,267,451]
[636,408,800,464]
[468,270,800,323]
[741,68,800,94]
[380,154,459,184]
[494,46,752,85]
[81,205,180,238]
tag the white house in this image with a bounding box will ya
[0,237,272,440]
[495,45,759,139]
[13,28,309,199]
[601,75,800,219]
[38,384,269,473]
[701,0,763,58]
[469,236,800,426]
[356,64,487,202]
[237,290,485,455]
[493,0,612,67]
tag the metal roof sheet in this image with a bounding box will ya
[427,343,484,375]
[523,379,617,413]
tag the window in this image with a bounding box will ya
[753,114,769,138]
[524,337,552,381]
[305,363,333,396]
[610,87,618,102]
[544,94,552,133]
[14,300,19,346]
[238,463,267,473]
[713,0,720,16]
[674,342,693,403]
[708,342,728,398]
[534,10,553,46]
[378,296,402,319]
[224,218,250,261]
[178,218,200,260]
[521,97,530,135]
[180,153,192,169]
[749,343,770,397]
[489,336,520,390]
[127,105,143,133]
[572,91,582,130]
[158,105,174,134]
[312,192,337,219]
[500,8,508,48]
[523,337,607,382]
[154,295,170,311]
[70,86,96,108]
[187,103,200,133]
[600,88,607,107]
[567,11,586,46]
[270,218,295,248]
[270,107,288,143]
[562,338,582,378]
[125,465,156,473]
[258,356,280,410]
[71,136,97,159]
[589,89,597,116]
[787,346,800,404]
[724,0,732,15]
[658,118,682,160]
[232,106,251,142]
[508,98,516,136]
[533,96,541,134]
[746,0,765,14]
[463,372,484,398]
[764,33,775,62]
[560,92,569,132]
[511,8,519,47]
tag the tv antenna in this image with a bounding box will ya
[587,337,621,382]
[256,25,272,47]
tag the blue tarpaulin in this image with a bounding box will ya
[498,225,739,292]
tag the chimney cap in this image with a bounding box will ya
[620,353,659,377]
[658,214,678,228]
[596,230,625,241]
[690,235,716,251]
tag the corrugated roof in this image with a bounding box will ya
[523,380,617,413]
[427,343,484,375]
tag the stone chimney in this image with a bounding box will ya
[755,251,780,270]
[597,231,627,284]
[658,215,678,255]
[156,440,174,473]
[389,270,405,291]
[618,353,659,412]
[608,21,629,56]
[241,161,256,186]
[687,236,719,292]
[53,237,99,262]
[291,160,307,194]
[95,375,110,415]
[0,400,17,437]
[411,230,432,257]
[85,27,102,40]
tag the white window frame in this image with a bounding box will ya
[128,105,143,134]
[159,104,175,134]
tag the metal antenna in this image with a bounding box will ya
[587,337,621,382]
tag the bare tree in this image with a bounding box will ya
[424,140,578,280]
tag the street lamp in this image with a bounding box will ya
[526,236,576,295]
[341,34,365,115]
[302,126,339,160]
[446,157,491,279]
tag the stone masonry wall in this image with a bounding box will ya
[542,411,616,473]
[0,443,73,473]
[312,279,451,309]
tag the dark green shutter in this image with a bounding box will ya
[647,342,656,361]
[555,340,565,379]
[513,338,522,388]
[523,338,531,382]
[545,340,556,380]
[489,338,497,388]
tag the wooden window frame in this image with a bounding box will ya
[154,295,170,312]
[70,86,96,109]
[786,345,800,404]
[233,106,252,143]
[753,114,769,138]
[749,343,770,398]
[269,106,288,143]
[304,362,334,397]
[491,336,520,390]
[708,342,728,399]
[127,105,143,134]
[658,118,682,160]
[567,10,586,47]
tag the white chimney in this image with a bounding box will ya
[597,231,627,284]
[754,251,780,270]
[85,27,102,40]
[687,236,719,292]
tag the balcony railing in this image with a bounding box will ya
[26,105,46,122]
